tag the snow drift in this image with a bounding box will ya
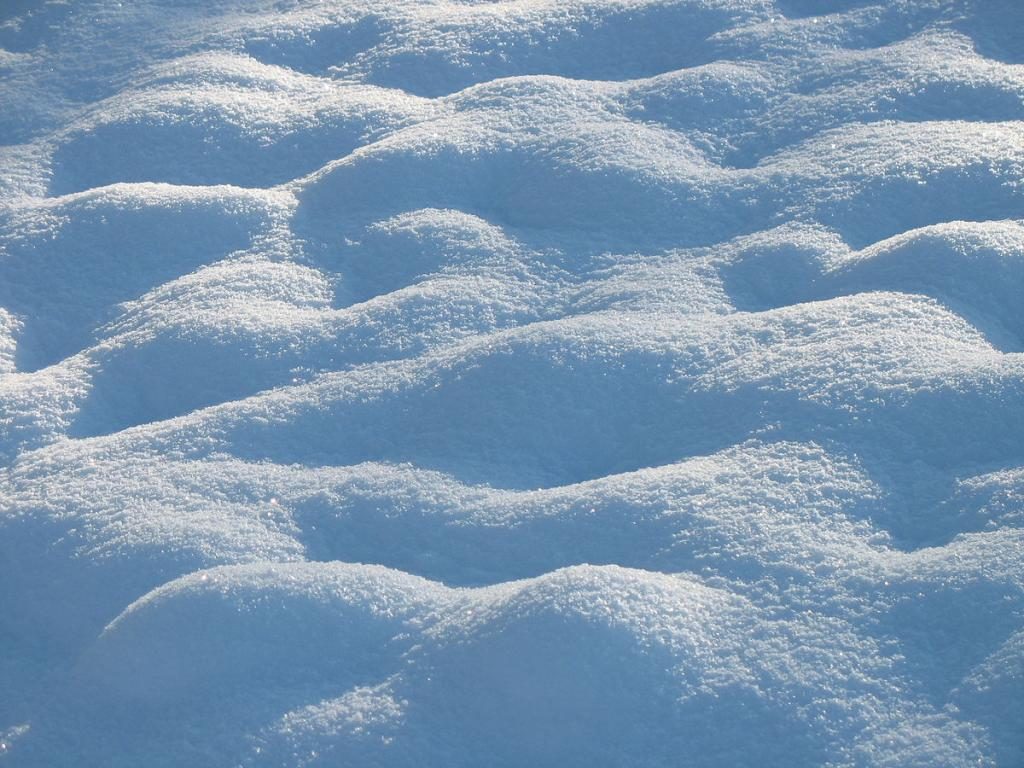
[1,0,1022,765]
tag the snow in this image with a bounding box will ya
[1,0,1022,765]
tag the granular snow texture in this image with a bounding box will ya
[1,1,1023,765]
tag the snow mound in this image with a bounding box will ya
[1,0,1023,765]
[39,564,993,767]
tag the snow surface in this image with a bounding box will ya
[1,0,1023,765]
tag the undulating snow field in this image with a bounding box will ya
[1,0,1023,765]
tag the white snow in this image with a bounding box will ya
[1,0,1022,765]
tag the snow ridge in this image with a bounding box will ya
[1,1,1022,765]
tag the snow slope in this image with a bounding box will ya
[1,0,1023,765]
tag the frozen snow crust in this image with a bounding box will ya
[1,0,1023,765]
